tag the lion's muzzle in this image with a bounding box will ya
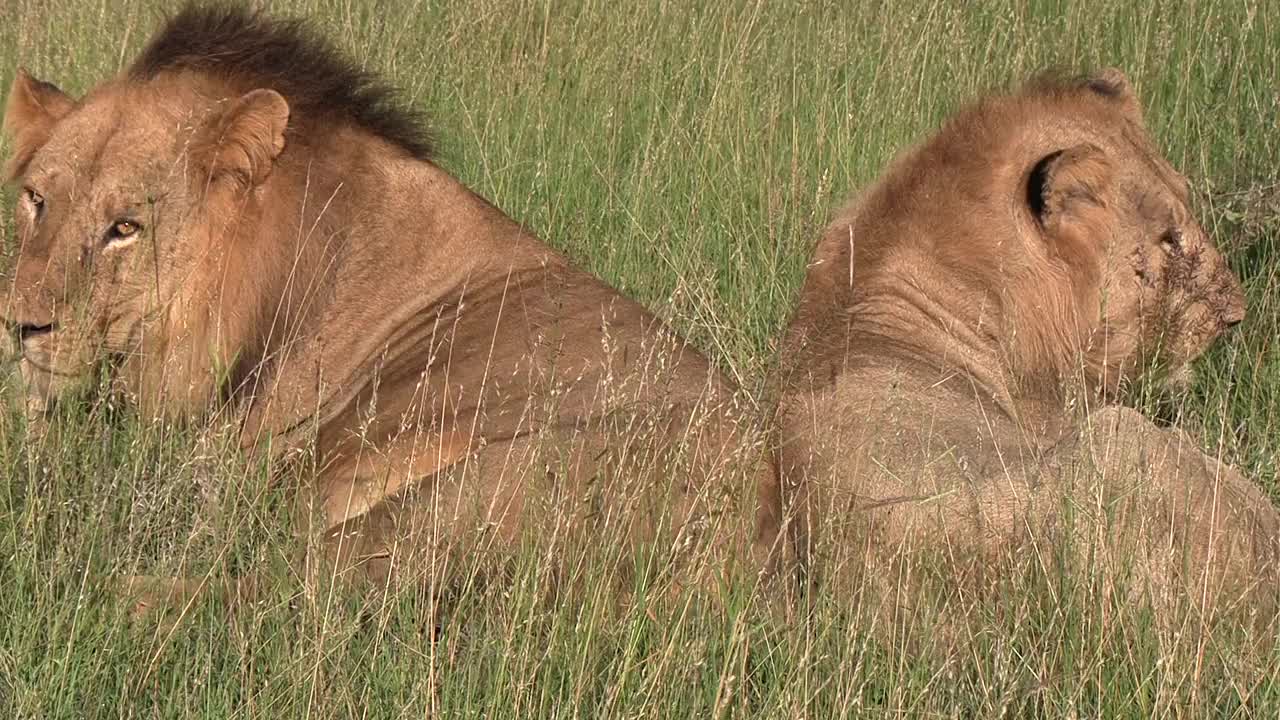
[16,321,56,343]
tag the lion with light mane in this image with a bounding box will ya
[776,70,1279,615]
[2,5,784,607]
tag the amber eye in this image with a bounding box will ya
[1160,227,1184,253]
[23,188,44,209]
[107,219,142,241]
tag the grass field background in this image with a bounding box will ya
[1,0,1278,717]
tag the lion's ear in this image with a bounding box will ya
[1084,67,1143,125]
[3,69,75,180]
[1026,144,1111,230]
[194,89,290,189]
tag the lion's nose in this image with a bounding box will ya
[1219,273,1247,330]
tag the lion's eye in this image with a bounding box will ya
[23,188,44,210]
[107,219,142,242]
[1160,228,1184,253]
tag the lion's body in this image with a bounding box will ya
[776,73,1278,612]
[2,6,782,599]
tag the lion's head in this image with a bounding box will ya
[795,69,1245,401]
[1010,70,1246,394]
[2,69,285,417]
[1,7,435,421]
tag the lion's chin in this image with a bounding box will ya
[16,357,84,419]
[18,361,56,416]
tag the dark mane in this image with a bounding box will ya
[129,2,433,160]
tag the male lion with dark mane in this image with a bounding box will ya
[776,69,1279,617]
[2,4,784,608]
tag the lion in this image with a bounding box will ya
[775,69,1280,620]
[1,4,784,610]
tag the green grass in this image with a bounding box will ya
[2,0,1279,717]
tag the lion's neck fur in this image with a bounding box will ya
[196,130,556,445]
[845,258,1068,435]
[782,105,1113,439]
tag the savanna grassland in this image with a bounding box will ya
[1,0,1279,717]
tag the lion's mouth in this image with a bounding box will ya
[10,326,102,415]
[17,336,79,377]
[5,322,58,366]
[17,321,57,340]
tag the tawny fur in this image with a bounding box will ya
[1,4,784,606]
[775,70,1277,618]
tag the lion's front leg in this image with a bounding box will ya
[1074,406,1280,610]
[298,426,485,588]
[113,426,271,619]
[118,573,262,620]
[119,575,204,618]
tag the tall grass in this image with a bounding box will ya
[1,0,1278,717]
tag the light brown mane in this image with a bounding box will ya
[782,74,1148,400]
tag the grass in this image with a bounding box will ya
[1,0,1279,717]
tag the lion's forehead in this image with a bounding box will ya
[1114,127,1192,205]
[1131,185,1188,227]
[32,91,186,202]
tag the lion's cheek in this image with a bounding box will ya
[1158,302,1221,369]
[1081,321,1143,393]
